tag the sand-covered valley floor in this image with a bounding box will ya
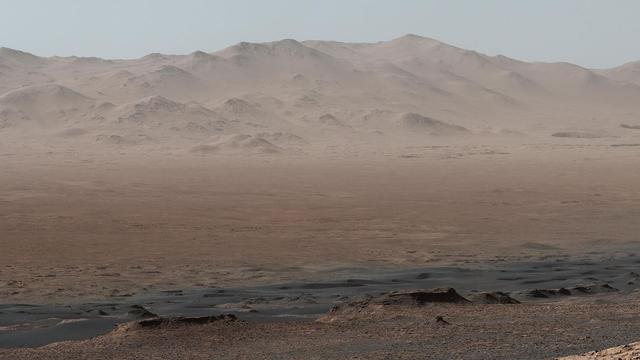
[1,143,639,303]
[1,142,639,359]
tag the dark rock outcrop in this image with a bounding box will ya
[468,291,520,304]
[380,288,471,306]
[136,314,237,328]
[328,288,470,315]
[517,283,618,299]
[127,305,157,319]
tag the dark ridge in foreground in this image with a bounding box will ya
[3,253,640,349]
[132,314,238,329]
[5,294,640,360]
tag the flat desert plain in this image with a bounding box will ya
[1,145,640,303]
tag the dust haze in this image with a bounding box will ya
[2,35,640,359]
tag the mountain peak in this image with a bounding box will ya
[618,60,640,70]
[401,34,427,40]
[219,38,331,61]
[274,38,304,46]
[392,34,440,44]
[189,50,219,60]
[0,47,45,65]
[0,47,34,57]
[0,83,91,108]
[141,53,169,61]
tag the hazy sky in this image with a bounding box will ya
[1,0,638,68]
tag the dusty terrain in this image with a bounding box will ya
[5,293,640,359]
[1,146,639,304]
[2,35,640,358]
[561,340,640,359]
[1,146,640,359]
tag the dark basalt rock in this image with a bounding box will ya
[527,288,572,298]
[382,288,471,305]
[569,283,617,294]
[330,288,470,314]
[136,314,238,328]
[127,305,158,319]
[468,291,520,304]
[520,283,617,299]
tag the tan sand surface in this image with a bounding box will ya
[4,293,640,359]
[1,146,639,303]
[2,35,640,358]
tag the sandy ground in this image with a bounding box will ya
[3,34,640,359]
[4,294,640,360]
[1,143,640,304]
[561,341,640,359]
[0,144,639,359]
